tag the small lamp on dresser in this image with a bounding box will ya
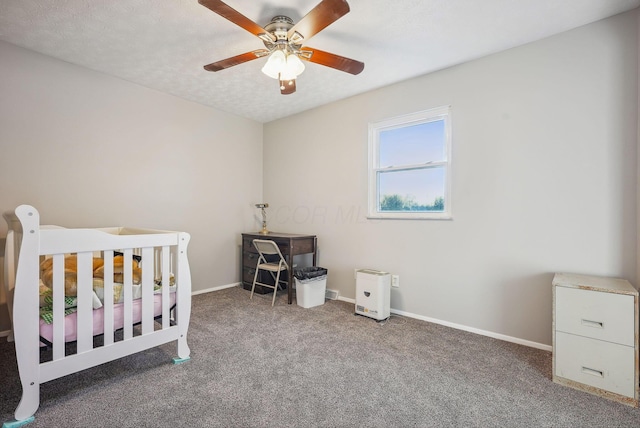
[255,203,269,235]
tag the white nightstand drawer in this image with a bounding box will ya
[555,331,635,398]
[555,286,635,346]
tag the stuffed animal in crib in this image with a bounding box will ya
[93,256,142,285]
[40,255,142,296]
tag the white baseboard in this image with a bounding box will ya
[191,282,240,296]
[337,296,551,352]
[0,329,12,338]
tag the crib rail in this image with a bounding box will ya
[39,226,180,254]
[3,205,192,423]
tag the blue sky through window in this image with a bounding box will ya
[378,119,446,207]
[379,120,445,167]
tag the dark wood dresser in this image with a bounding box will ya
[241,232,317,304]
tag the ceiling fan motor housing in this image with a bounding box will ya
[263,15,302,55]
[264,15,294,39]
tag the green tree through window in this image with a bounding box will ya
[380,195,444,212]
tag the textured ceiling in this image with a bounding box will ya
[1,0,639,123]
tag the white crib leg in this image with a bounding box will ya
[12,382,39,424]
[172,327,191,364]
[173,310,190,364]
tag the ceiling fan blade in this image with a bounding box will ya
[199,0,275,42]
[299,47,364,75]
[287,0,350,42]
[204,50,269,72]
[280,78,296,95]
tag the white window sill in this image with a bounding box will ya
[367,213,453,221]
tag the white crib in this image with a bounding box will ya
[2,205,192,427]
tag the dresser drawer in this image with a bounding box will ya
[242,251,260,268]
[242,266,257,284]
[555,286,635,346]
[243,237,257,252]
[555,331,636,398]
[243,237,288,255]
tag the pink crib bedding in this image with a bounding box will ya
[39,292,176,344]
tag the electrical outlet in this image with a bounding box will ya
[391,274,399,288]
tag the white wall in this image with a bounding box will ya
[637,10,640,302]
[0,41,264,333]
[264,11,638,347]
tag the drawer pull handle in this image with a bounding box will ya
[581,319,604,329]
[581,367,604,378]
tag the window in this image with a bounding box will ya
[368,106,452,220]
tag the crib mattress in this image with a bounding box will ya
[39,292,176,344]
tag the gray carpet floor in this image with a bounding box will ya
[1,286,640,427]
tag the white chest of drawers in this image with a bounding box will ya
[552,273,639,407]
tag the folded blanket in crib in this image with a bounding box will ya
[38,289,102,324]
[39,296,77,324]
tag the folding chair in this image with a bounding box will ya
[251,239,289,306]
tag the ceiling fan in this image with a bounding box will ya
[198,0,365,95]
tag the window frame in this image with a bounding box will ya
[368,106,452,220]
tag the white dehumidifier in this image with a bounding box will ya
[355,269,391,321]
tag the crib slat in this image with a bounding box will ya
[103,251,114,346]
[76,252,93,353]
[171,245,178,323]
[161,246,170,329]
[141,247,154,334]
[123,248,133,340]
[52,254,65,360]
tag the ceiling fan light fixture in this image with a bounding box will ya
[261,50,286,79]
[286,53,305,76]
[262,50,305,81]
